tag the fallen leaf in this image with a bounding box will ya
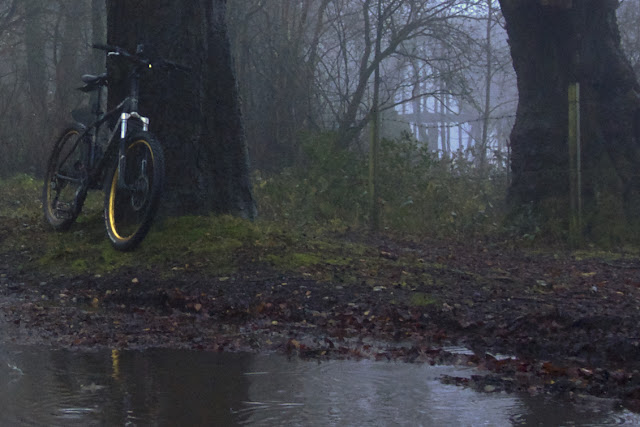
[380,251,398,261]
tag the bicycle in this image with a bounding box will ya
[42,43,189,251]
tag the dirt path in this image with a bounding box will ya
[3,175,640,410]
[2,228,640,411]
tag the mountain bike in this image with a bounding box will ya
[43,43,189,251]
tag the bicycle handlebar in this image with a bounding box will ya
[155,58,192,73]
[92,43,120,53]
[92,43,191,72]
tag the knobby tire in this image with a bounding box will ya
[42,123,89,231]
[104,131,164,251]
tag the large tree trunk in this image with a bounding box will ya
[105,0,256,219]
[499,0,640,243]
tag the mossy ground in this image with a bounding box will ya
[1,174,382,283]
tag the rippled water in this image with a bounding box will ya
[0,346,638,426]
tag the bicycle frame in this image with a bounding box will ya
[59,60,150,192]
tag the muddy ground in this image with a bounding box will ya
[2,178,640,411]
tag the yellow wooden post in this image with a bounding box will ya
[369,0,382,232]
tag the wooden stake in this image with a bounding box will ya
[568,82,582,245]
[369,0,382,232]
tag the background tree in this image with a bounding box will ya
[228,0,498,164]
[0,1,95,176]
[321,0,475,148]
[105,0,256,218]
[24,0,47,116]
[459,0,516,169]
[53,0,86,124]
[227,0,331,171]
[499,0,640,242]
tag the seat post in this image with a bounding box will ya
[93,87,103,119]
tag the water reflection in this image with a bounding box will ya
[237,359,518,426]
[0,346,638,426]
[0,348,250,426]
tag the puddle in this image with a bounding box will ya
[0,346,637,426]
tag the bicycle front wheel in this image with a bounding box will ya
[43,123,89,231]
[104,132,164,251]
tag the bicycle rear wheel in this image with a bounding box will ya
[42,123,89,230]
[104,131,164,251]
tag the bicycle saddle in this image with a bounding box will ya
[78,73,108,92]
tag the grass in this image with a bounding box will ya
[36,215,260,276]
[0,174,42,219]
[0,175,382,280]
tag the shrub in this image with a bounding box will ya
[254,131,508,237]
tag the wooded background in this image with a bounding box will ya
[0,0,519,175]
[3,1,640,240]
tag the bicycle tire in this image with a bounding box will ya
[42,123,89,231]
[104,131,164,251]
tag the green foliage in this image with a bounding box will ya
[377,134,506,236]
[255,132,368,227]
[255,132,508,237]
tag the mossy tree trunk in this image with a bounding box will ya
[105,0,256,219]
[499,0,640,243]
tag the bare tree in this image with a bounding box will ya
[0,1,98,177]
[0,0,20,39]
[228,0,480,165]
[459,0,516,167]
[322,0,477,147]
[53,0,86,124]
[24,0,47,114]
[228,0,332,170]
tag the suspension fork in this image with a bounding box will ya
[117,112,150,189]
